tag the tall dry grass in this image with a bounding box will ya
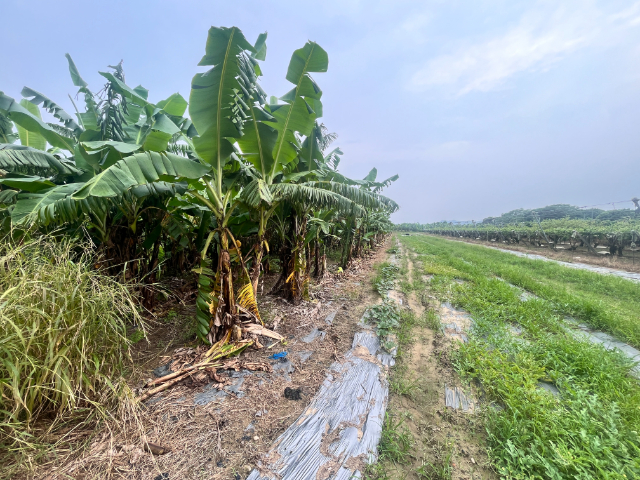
[0,237,140,449]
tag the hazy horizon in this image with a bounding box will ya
[3,0,640,223]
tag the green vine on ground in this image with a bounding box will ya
[368,261,401,343]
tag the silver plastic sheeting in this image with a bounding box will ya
[519,291,539,301]
[302,327,327,343]
[444,385,475,412]
[537,382,560,396]
[247,327,394,480]
[325,311,337,325]
[484,245,640,283]
[296,351,313,363]
[440,302,473,343]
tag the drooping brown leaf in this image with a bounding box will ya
[242,324,283,340]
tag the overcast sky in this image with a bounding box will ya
[3,0,640,222]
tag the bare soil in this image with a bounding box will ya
[27,243,390,480]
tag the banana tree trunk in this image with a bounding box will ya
[341,207,355,269]
[250,237,264,298]
[142,231,162,310]
[270,240,291,295]
[355,228,363,258]
[313,239,320,277]
[249,210,268,297]
[195,228,240,344]
[284,213,308,304]
[211,232,237,342]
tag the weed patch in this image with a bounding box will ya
[128,329,146,344]
[372,262,400,297]
[377,412,414,464]
[416,440,454,480]
[367,302,401,339]
[390,368,418,398]
[0,238,139,453]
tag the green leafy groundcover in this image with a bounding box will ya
[400,234,640,479]
[367,262,401,338]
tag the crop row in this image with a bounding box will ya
[0,25,399,347]
[396,218,640,255]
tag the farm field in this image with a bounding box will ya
[3,2,640,479]
[370,234,640,479]
[397,213,640,273]
[439,235,640,278]
[478,241,640,283]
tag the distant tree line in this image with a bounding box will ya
[481,204,636,224]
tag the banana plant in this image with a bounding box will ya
[307,209,337,278]
[0,60,208,310]
[184,26,268,343]
[0,54,198,225]
[236,38,325,296]
[237,38,398,302]
[0,24,402,343]
[330,167,399,267]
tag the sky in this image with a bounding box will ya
[2,0,640,223]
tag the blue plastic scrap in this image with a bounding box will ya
[269,351,288,360]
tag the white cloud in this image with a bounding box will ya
[408,1,635,95]
[611,1,640,26]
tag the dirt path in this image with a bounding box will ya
[377,239,495,480]
[419,234,640,283]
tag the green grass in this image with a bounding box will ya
[163,309,178,323]
[378,412,415,463]
[422,308,441,331]
[365,412,415,480]
[400,234,640,479]
[390,367,418,398]
[409,234,640,348]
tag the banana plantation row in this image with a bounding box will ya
[0,26,398,344]
[396,218,640,256]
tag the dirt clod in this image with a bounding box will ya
[284,387,303,400]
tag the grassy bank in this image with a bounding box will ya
[400,234,640,479]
